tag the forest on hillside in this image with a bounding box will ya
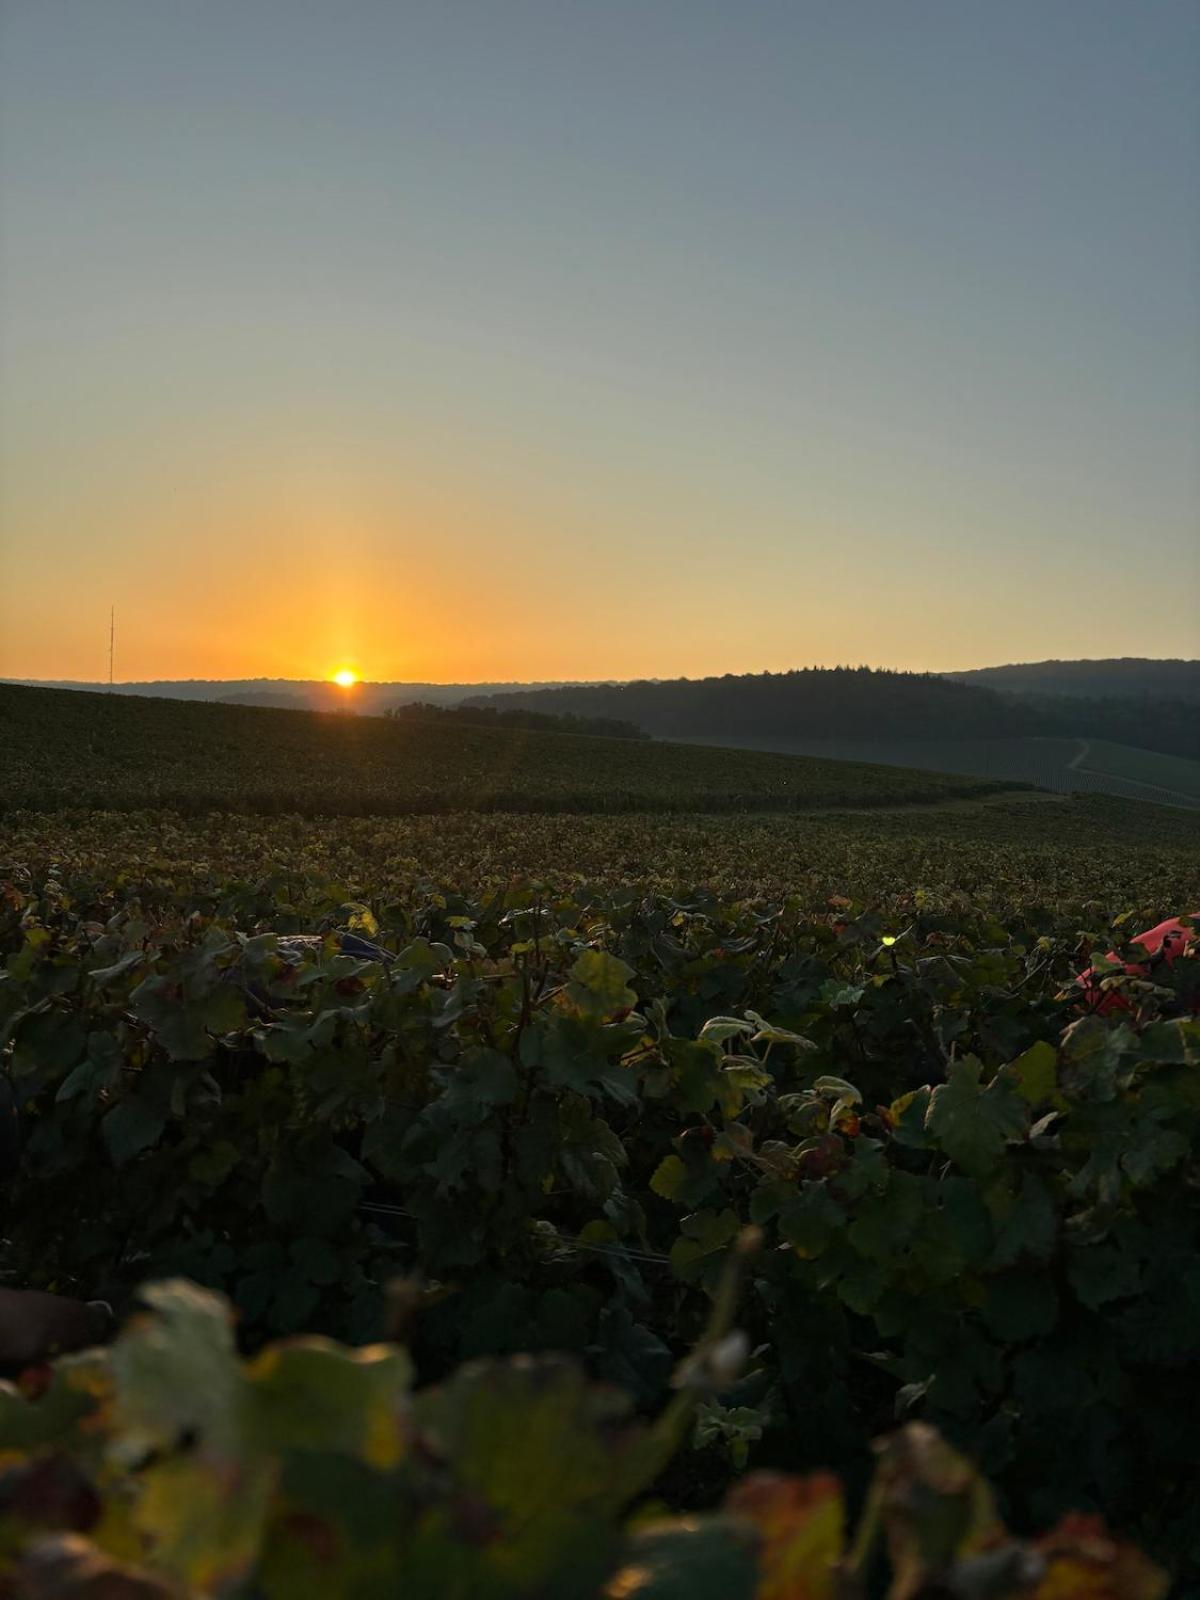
[471,666,1198,760]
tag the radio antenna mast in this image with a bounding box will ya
[108,607,114,689]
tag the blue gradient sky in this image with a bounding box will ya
[2,0,1197,681]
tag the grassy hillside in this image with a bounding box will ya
[1075,739,1200,803]
[678,734,1200,811]
[0,684,1025,817]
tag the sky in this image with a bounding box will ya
[1,0,1197,684]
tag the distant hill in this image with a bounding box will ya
[945,658,1200,699]
[3,677,588,717]
[8,659,1195,760]
[470,664,1197,762]
[469,667,1033,741]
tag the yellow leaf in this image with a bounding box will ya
[134,1454,273,1591]
[246,1338,410,1469]
[346,903,379,937]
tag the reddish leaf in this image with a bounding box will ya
[0,1454,100,1532]
[725,1470,844,1600]
[1030,1513,1169,1600]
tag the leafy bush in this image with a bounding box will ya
[0,1278,1166,1600]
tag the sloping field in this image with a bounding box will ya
[1072,739,1200,804]
[682,734,1200,810]
[0,684,1024,817]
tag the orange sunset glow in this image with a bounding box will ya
[1,2,1196,685]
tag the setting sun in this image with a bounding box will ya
[331,669,358,688]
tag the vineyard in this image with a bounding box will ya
[0,693,1198,1595]
[2,790,1198,911]
[0,684,1024,815]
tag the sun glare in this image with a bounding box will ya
[332,669,358,688]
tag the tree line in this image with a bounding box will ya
[386,699,649,740]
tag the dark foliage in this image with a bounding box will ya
[470,667,1032,741]
[386,700,649,740]
[1010,693,1197,761]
